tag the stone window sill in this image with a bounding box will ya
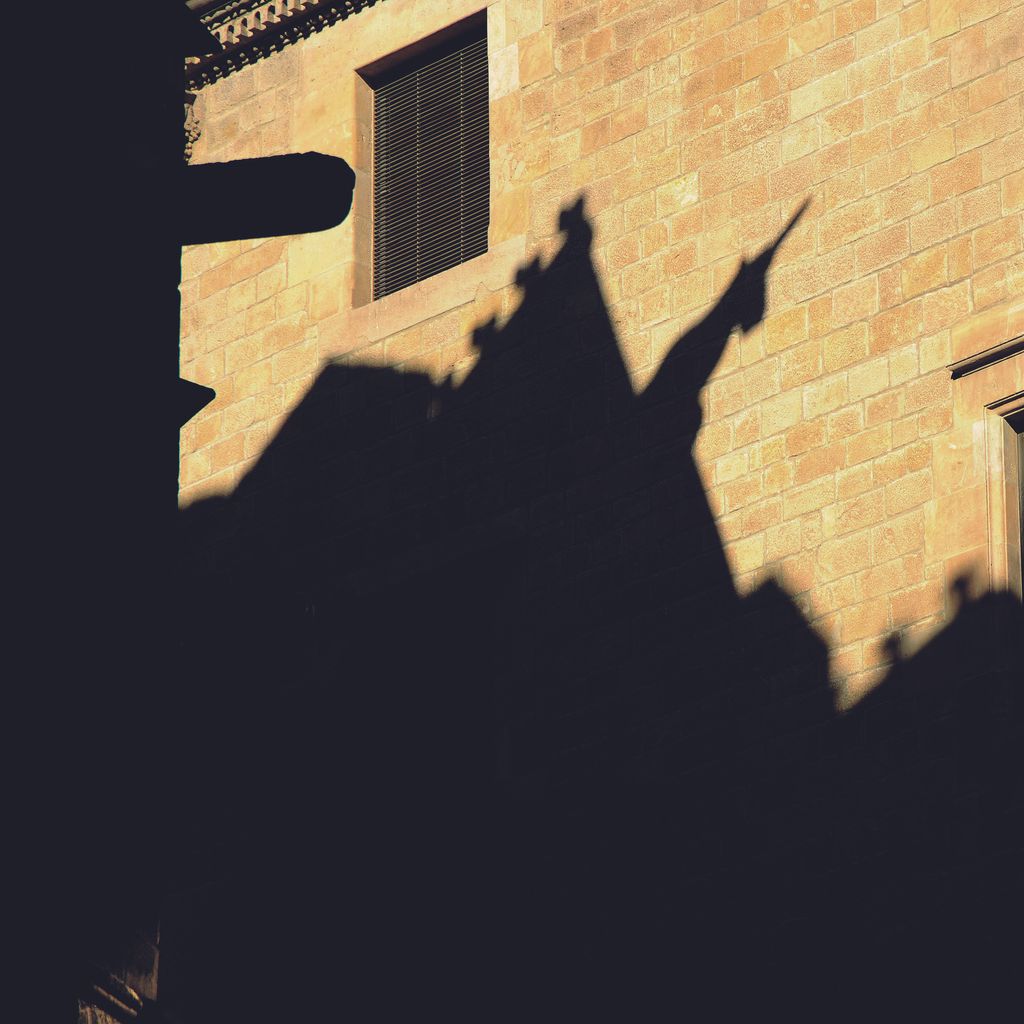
[318,233,526,359]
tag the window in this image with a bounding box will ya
[369,17,489,300]
[1002,407,1023,598]
[949,334,1024,599]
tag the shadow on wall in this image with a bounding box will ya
[165,197,1022,1018]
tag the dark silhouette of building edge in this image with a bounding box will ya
[61,5,353,1023]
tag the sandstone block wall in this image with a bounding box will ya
[180,0,1023,709]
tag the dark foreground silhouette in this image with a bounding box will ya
[147,198,1019,1019]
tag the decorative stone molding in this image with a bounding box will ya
[185,0,383,90]
[983,388,1024,600]
[183,93,201,163]
[77,967,143,1024]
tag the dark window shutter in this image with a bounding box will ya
[372,30,489,300]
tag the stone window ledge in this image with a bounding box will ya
[317,232,525,359]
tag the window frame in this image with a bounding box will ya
[948,334,1024,599]
[988,392,1024,600]
[359,11,490,303]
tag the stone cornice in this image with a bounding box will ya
[948,335,1024,380]
[186,0,382,90]
[78,966,143,1024]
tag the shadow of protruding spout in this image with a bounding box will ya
[178,379,216,428]
[180,154,356,244]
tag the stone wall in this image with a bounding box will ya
[181,0,1023,705]
[172,3,1023,1010]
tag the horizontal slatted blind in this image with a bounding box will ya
[372,30,489,300]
